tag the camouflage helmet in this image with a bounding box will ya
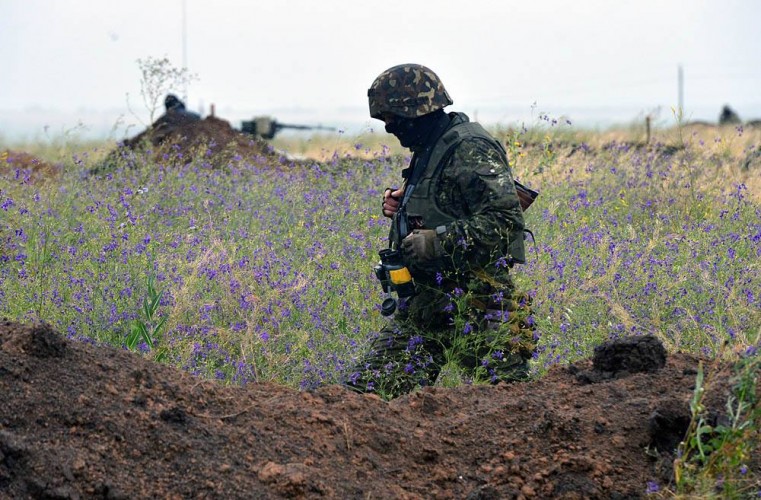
[368,64,453,120]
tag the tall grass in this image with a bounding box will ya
[1,122,759,493]
[508,127,761,370]
[1,143,403,388]
[2,125,759,379]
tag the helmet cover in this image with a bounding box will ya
[368,64,453,119]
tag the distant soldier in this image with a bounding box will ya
[719,105,741,125]
[160,94,201,126]
[345,64,536,399]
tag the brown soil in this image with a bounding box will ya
[1,150,61,183]
[99,115,280,171]
[2,321,758,499]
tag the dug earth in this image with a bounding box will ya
[0,321,757,498]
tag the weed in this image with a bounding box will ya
[132,56,197,124]
[674,353,760,497]
[126,274,168,362]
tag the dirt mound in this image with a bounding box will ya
[1,149,61,182]
[573,335,668,384]
[1,321,758,498]
[98,116,279,172]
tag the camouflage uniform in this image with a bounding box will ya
[349,69,537,398]
[159,94,201,127]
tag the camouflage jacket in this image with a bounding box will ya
[392,112,526,324]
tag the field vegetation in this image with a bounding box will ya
[1,117,759,496]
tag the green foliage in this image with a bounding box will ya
[1,124,759,494]
[497,110,570,175]
[126,274,168,362]
[675,355,760,497]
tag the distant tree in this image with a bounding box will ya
[135,56,197,124]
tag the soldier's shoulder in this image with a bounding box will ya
[449,136,505,165]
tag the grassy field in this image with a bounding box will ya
[2,119,760,495]
[2,122,759,381]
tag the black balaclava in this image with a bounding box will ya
[164,94,185,112]
[385,109,447,151]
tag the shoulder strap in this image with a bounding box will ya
[426,114,502,171]
[430,115,540,260]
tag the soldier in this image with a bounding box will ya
[346,64,536,399]
[718,105,741,125]
[161,94,201,125]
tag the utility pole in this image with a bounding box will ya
[182,0,188,102]
[677,64,684,120]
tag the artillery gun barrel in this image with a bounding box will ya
[241,116,337,139]
[277,123,313,131]
[277,123,337,133]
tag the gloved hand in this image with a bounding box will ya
[401,229,443,269]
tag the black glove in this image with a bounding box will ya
[401,229,443,270]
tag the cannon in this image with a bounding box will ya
[240,116,336,140]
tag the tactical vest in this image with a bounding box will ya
[396,112,526,264]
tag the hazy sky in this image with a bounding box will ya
[2,0,760,140]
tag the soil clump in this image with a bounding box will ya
[1,321,758,499]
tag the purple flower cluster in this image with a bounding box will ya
[0,147,405,387]
[2,137,758,390]
[519,141,761,369]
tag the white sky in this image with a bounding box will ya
[1,0,760,140]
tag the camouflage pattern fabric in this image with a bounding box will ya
[368,64,453,119]
[347,115,536,400]
[346,289,536,400]
[405,130,527,276]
